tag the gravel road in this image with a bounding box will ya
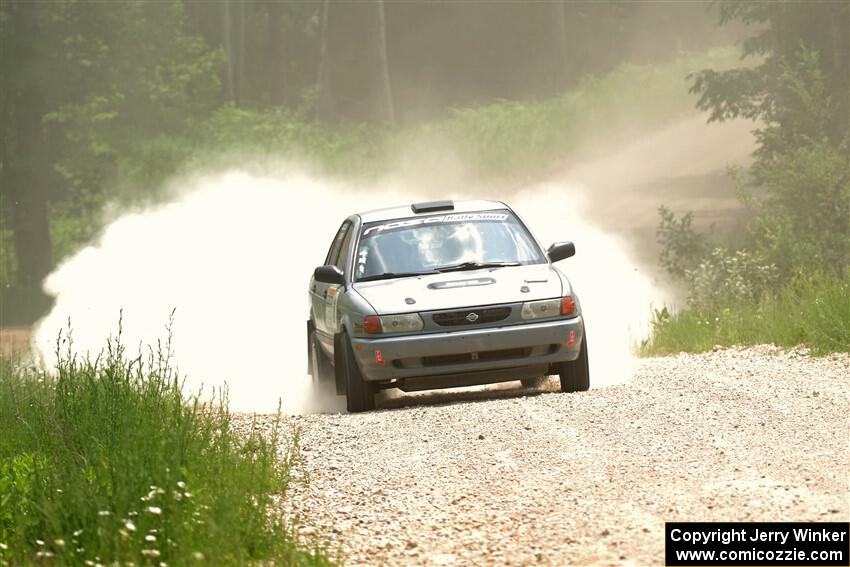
[243,347,849,566]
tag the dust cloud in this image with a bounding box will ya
[33,115,751,413]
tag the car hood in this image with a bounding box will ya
[352,264,566,314]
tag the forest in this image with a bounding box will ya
[1,0,848,350]
[2,0,740,323]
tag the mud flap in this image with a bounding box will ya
[333,332,346,395]
[306,320,314,376]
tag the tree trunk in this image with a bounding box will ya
[828,2,849,139]
[316,0,334,121]
[222,0,235,102]
[552,0,569,89]
[372,0,394,123]
[235,0,245,105]
[4,0,53,289]
[268,1,287,105]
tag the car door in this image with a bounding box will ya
[311,220,352,340]
[324,223,354,336]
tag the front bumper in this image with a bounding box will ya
[350,316,584,382]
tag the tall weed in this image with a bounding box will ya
[0,322,332,566]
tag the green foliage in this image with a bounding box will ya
[655,205,708,280]
[742,49,850,276]
[642,269,850,356]
[687,4,849,282]
[690,1,848,148]
[649,7,849,354]
[37,0,224,198]
[0,328,333,566]
[684,247,779,312]
[748,136,849,276]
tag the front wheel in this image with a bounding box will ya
[338,332,376,413]
[557,334,590,392]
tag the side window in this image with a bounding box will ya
[334,224,354,272]
[324,222,350,266]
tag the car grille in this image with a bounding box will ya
[422,347,530,367]
[431,306,512,327]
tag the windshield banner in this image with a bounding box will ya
[362,213,509,238]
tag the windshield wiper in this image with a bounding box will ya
[357,270,439,282]
[435,261,521,273]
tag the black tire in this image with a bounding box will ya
[558,334,590,392]
[338,332,376,413]
[309,329,334,389]
[520,376,548,389]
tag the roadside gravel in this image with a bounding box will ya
[237,347,850,566]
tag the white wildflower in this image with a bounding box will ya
[73,529,84,537]
[97,510,111,517]
[176,481,186,489]
[36,539,45,546]
[141,549,160,558]
[125,520,136,532]
[192,552,204,561]
[0,542,8,550]
[145,535,156,542]
[147,506,162,515]
[54,538,65,547]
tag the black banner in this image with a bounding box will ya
[665,522,849,566]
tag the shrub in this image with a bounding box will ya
[684,247,779,311]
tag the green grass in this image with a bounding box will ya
[641,270,850,356]
[0,328,334,566]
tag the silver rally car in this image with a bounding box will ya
[307,199,588,412]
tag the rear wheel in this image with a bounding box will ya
[558,334,590,392]
[338,332,376,413]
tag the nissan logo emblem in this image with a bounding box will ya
[466,312,479,322]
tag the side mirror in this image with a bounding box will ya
[314,265,344,285]
[547,241,576,263]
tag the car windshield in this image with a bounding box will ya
[354,210,545,281]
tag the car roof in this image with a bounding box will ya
[357,199,510,223]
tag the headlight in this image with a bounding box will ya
[521,296,577,320]
[363,314,424,334]
[521,298,561,320]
